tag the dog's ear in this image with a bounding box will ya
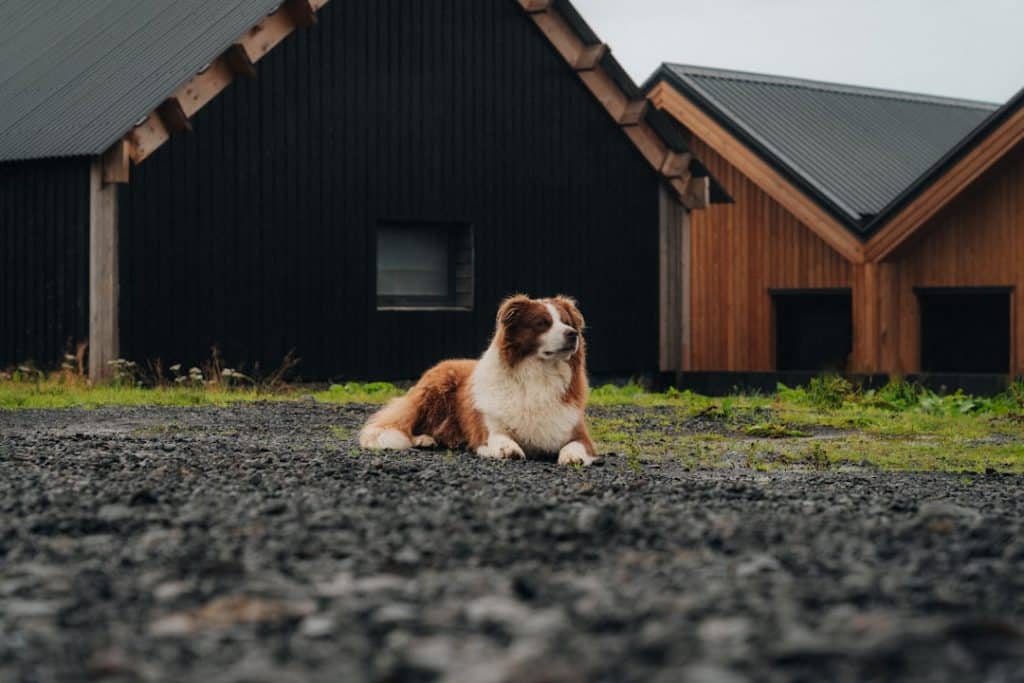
[497,294,532,326]
[552,295,585,331]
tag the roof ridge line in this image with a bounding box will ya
[663,63,1000,111]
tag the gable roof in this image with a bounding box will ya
[649,64,997,234]
[0,0,291,161]
[865,85,1024,259]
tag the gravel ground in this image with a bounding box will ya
[1,402,1023,683]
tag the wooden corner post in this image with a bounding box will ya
[852,262,880,373]
[89,159,120,381]
[659,186,691,373]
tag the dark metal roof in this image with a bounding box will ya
[0,0,730,205]
[865,85,1024,234]
[649,64,998,234]
[0,0,284,162]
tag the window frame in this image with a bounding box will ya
[375,220,474,312]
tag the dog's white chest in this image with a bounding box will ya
[471,353,580,454]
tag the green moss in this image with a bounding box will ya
[742,422,811,438]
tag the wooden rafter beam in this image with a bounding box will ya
[116,0,331,168]
[618,100,648,127]
[519,2,703,208]
[286,0,317,28]
[648,81,865,261]
[573,43,607,72]
[223,44,257,79]
[520,0,554,13]
[157,97,192,134]
[660,151,692,179]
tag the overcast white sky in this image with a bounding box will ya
[572,0,1024,104]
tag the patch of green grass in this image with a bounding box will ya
[0,377,408,411]
[742,422,811,438]
[0,380,266,410]
[585,378,1024,473]
[311,382,404,405]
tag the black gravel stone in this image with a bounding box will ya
[0,402,1022,683]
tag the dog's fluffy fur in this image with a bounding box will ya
[359,295,598,466]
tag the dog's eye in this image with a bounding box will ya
[534,318,551,329]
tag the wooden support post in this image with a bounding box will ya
[89,159,120,381]
[853,262,880,373]
[659,186,691,372]
[101,140,131,184]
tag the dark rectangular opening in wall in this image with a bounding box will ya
[773,290,852,372]
[376,221,474,310]
[918,288,1010,374]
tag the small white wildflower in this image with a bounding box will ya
[169,364,182,373]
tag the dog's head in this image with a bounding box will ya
[495,294,585,366]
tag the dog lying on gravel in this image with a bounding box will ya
[359,294,598,466]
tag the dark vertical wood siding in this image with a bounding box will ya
[120,0,661,380]
[0,158,90,368]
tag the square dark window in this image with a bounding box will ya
[918,288,1010,374]
[376,222,473,310]
[773,290,853,372]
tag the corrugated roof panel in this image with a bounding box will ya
[656,64,998,232]
[0,0,284,161]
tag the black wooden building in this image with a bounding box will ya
[0,0,723,381]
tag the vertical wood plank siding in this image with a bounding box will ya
[686,138,853,371]
[0,158,90,368]
[119,0,661,380]
[879,142,1024,376]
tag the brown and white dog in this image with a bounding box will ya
[358,295,598,466]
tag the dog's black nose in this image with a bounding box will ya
[565,329,578,342]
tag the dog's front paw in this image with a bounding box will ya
[478,435,526,460]
[359,427,413,451]
[558,441,598,467]
[411,434,437,448]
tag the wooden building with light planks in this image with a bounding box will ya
[0,0,727,381]
[646,65,1024,390]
